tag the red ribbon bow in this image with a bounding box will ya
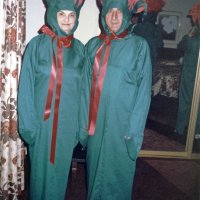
[40,25,73,164]
[87,30,128,135]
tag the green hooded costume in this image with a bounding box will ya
[79,0,152,199]
[176,26,200,135]
[17,0,87,199]
[132,12,164,70]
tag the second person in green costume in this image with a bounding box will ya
[79,0,152,199]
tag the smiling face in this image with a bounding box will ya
[57,10,76,34]
[105,8,123,33]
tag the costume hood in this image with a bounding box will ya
[45,0,85,36]
[142,0,165,23]
[98,0,146,35]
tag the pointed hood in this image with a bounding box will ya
[98,0,146,35]
[45,0,85,36]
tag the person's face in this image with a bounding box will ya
[105,8,123,33]
[57,10,76,34]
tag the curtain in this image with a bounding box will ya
[0,0,26,199]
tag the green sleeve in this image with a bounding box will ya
[18,40,39,145]
[78,49,92,147]
[124,40,152,160]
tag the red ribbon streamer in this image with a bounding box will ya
[88,30,128,135]
[40,25,73,164]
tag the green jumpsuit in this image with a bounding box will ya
[79,1,152,199]
[17,0,87,199]
[176,27,200,135]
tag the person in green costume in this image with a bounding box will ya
[79,0,152,199]
[17,0,87,199]
[131,0,165,71]
[175,3,200,139]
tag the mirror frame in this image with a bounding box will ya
[140,48,200,160]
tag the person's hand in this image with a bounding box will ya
[124,135,137,161]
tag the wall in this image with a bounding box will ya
[26,0,45,43]
[26,0,199,46]
[161,0,198,48]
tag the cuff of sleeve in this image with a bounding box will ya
[19,123,39,146]
[19,129,36,146]
[124,136,138,161]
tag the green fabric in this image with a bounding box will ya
[78,55,92,147]
[82,2,152,198]
[85,34,152,200]
[18,34,87,200]
[132,12,163,69]
[176,28,200,135]
[130,0,147,16]
[18,1,87,199]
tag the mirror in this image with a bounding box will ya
[142,48,186,152]
[141,4,200,156]
[142,48,199,155]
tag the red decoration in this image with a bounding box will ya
[88,30,128,135]
[146,0,165,13]
[188,3,200,25]
[40,25,73,164]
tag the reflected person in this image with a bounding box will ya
[175,3,200,139]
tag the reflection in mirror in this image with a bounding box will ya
[142,51,186,152]
[142,39,199,152]
[141,2,200,153]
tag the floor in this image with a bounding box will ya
[146,95,200,153]
[19,156,200,200]
[19,95,200,200]
[65,158,200,200]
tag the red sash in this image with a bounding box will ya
[88,30,128,135]
[40,25,73,164]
